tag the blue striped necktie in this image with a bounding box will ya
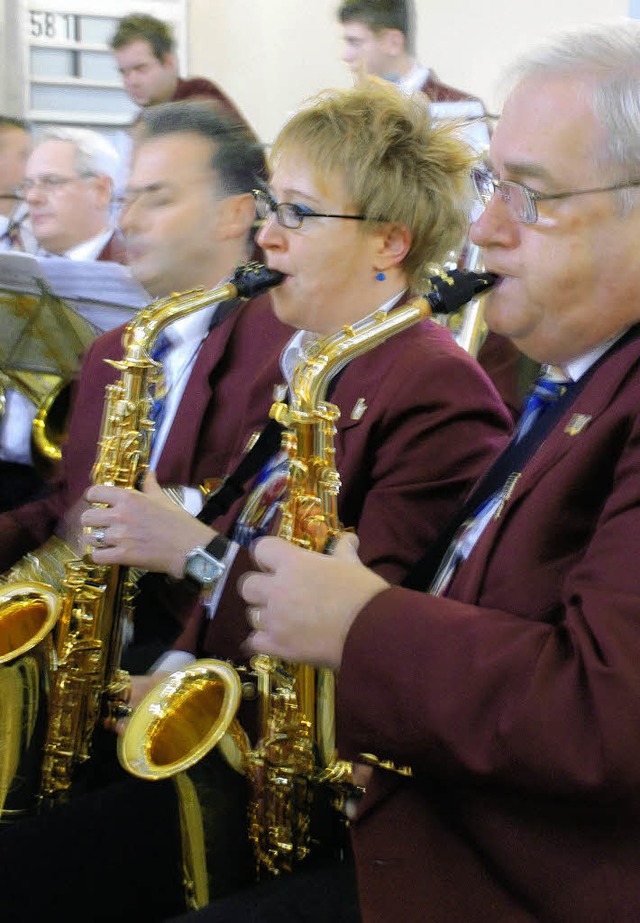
[516,367,573,442]
[429,367,573,597]
[149,331,171,432]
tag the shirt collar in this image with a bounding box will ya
[62,227,114,261]
[161,276,231,346]
[560,328,629,382]
[398,63,429,95]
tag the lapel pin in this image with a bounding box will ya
[564,413,592,436]
[350,397,368,421]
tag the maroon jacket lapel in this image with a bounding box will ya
[155,305,239,484]
[449,335,640,603]
[96,229,127,264]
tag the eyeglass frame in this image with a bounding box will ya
[19,171,97,196]
[252,188,384,230]
[471,165,640,226]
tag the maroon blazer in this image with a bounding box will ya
[0,294,291,571]
[96,228,127,264]
[422,72,484,106]
[171,76,251,133]
[338,330,640,922]
[177,315,513,660]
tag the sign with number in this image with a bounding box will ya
[29,10,77,42]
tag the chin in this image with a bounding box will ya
[270,291,298,328]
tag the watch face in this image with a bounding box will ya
[185,549,225,587]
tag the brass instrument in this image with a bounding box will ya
[0,582,59,819]
[0,262,283,819]
[0,285,99,469]
[0,369,71,467]
[431,242,489,358]
[118,268,497,877]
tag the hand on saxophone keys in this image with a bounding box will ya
[81,470,215,578]
[239,532,389,671]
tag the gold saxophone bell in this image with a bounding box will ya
[118,659,249,780]
[0,582,60,819]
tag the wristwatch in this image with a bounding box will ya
[182,534,229,594]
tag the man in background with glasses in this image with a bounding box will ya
[0,127,125,514]
[240,20,640,923]
[23,126,124,261]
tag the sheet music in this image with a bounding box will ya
[0,251,149,333]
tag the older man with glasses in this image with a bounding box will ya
[238,20,640,923]
[0,128,125,513]
[23,126,124,261]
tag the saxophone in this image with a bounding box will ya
[118,269,497,876]
[0,262,284,810]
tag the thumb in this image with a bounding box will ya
[141,469,162,497]
[332,531,360,561]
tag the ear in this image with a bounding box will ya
[93,173,114,210]
[216,192,256,242]
[161,51,177,72]
[379,27,405,57]
[372,222,411,273]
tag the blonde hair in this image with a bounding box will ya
[270,82,473,288]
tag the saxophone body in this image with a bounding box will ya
[0,263,283,813]
[118,268,497,878]
[248,295,451,874]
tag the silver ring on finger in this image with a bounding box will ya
[93,528,107,548]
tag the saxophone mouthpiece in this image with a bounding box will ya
[425,269,499,315]
[232,262,285,299]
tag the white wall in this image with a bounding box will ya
[189,0,629,143]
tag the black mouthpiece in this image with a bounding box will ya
[425,269,499,315]
[232,262,285,299]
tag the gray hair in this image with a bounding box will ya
[39,126,120,187]
[504,20,640,212]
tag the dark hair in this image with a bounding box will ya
[0,116,29,134]
[337,0,414,50]
[110,13,174,61]
[137,101,267,195]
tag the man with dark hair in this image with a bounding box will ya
[337,0,481,103]
[0,101,285,603]
[110,13,247,126]
[0,102,290,922]
[0,116,31,251]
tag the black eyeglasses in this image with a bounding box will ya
[253,188,372,230]
[471,165,640,226]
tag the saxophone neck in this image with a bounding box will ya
[122,285,233,359]
[287,296,431,415]
[122,262,285,360]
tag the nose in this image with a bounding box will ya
[24,182,44,205]
[119,197,140,234]
[342,47,356,66]
[255,211,284,251]
[469,192,520,250]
